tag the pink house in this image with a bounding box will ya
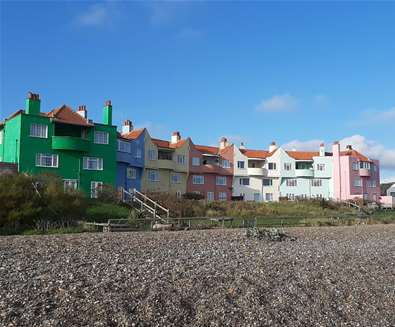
[333,142,380,202]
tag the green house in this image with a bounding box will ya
[0,92,117,197]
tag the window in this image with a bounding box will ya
[373,164,377,172]
[216,176,227,186]
[262,179,273,186]
[239,178,249,186]
[91,181,103,199]
[222,160,230,168]
[284,163,292,171]
[177,155,186,165]
[118,140,131,153]
[286,179,297,187]
[0,130,3,144]
[83,157,103,170]
[352,162,359,171]
[94,131,109,144]
[64,179,78,192]
[35,153,58,168]
[265,193,273,201]
[360,161,371,169]
[147,169,159,182]
[192,157,200,166]
[268,162,277,170]
[254,193,260,202]
[148,149,157,161]
[135,148,142,159]
[176,191,182,199]
[207,191,214,202]
[192,175,204,185]
[286,193,295,200]
[316,164,325,171]
[218,192,227,201]
[367,180,376,188]
[127,167,137,179]
[353,179,362,187]
[311,179,322,187]
[30,123,48,138]
[171,173,181,184]
[237,161,245,169]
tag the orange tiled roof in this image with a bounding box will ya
[286,151,319,160]
[46,105,93,127]
[152,138,187,149]
[195,144,219,155]
[340,150,370,162]
[121,128,145,140]
[241,149,269,159]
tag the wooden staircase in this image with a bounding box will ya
[121,188,170,224]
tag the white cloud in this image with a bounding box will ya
[283,139,324,151]
[256,94,298,113]
[76,4,109,26]
[284,135,395,171]
[339,135,395,170]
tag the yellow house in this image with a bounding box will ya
[141,131,190,196]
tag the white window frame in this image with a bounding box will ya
[148,149,157,161]
[83,157,103,171]
[192,157,200,166]
[216,176,227,186]
[352,162,359,171]
[239,178,249,186]
[192,175,204,185]
[237,161,245,169]
[30,123,48,138]
[117,140,131,153]
[222,160,230,168]
[94,131,109,145]
[171,173,181,184]
[35,153,58,168]
[218,192,227,201]
[263,179,273,186]
[268,162,277,170]
[284,163,292,171]
[127,167,137,179]
[286,179,297,187]
[91,181,103,199]
[207,191,214,202]
[63,179,78,192]
[265,193,273,201]
[177,155,186,165]
[311,179,322,187]
[135,148,142,159]
[316,163,325,171]
[147,169,159,182]
[353,178,362,187]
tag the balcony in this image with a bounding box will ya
[247,167,267,176]
[52,136,89,152]
[295,168,314,177]
[359,168,371,177]
[158,159,175,170]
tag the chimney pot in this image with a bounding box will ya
[77,105,88,119]
[269,141,278,153]
[105,100,112,106]
[346,144,352,150]
[122,120,133,134]
[171,131,181,144]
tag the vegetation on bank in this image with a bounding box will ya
[0,173,394,235]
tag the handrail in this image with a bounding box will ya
[133,188,170,217]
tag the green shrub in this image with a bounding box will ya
[86,202,131,222]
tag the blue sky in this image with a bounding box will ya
[1,1,395,181]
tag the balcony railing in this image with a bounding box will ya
[247,167,267,176]
[295,168,314,177]
[52,136,89,152]
[359,168,371,177]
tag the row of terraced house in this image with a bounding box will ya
[0,93,382,203]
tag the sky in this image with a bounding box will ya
[1,1,395,181]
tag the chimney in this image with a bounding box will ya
[171,131,181,144]
[25,92,41,115]
[103,100,112,125]
[332,141,340,157]
[239,142,246,150]
[219,137,229,150]
[346,144,352,151]
[269,141,277,153]
[122,120,133,134]
[319,143,325,157]
[77,105,87,119]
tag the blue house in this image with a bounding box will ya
[116,120,145,192]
